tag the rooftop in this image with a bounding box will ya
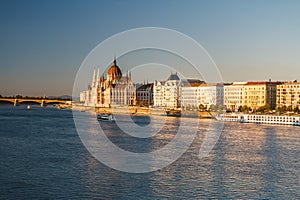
[167,73,180,81]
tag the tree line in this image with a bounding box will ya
[237,104,300,114]
[197,103,300,114]
[0,95,72,100]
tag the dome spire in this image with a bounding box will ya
[107,55,122,87]
[114,54,117,66]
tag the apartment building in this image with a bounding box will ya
[277,81,300,109]
[224,82,246,111]
[243,81,280,110]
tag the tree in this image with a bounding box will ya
[239,105,252,113]
[287,105,293,112]
[199,104,206,111]
[294,106,300,114]
[238,106,243,112]
[257,104,271,113]
[217,105,226,111]
[276,106,287,114]
[208,104,216,111]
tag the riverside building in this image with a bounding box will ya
[243,80,281,110]
[224,82,246,111]
[197,83,224,109]
[136,83,153,106]
[181,84,199,110]
[276,80,300,109]
[181,83,224,110]
[153,73,181,108]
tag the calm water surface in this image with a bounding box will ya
[0,105,299,199]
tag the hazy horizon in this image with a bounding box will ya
[1,0,300,96]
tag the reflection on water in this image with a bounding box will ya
[0,106,299,199]
[130,115,151,126]
[99,115,180,152]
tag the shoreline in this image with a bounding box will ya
[71,104,218,118]
[71,104,300,117]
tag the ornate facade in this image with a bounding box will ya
[136,83,153,106]
[80,58,136,108]
[153,73,181,108]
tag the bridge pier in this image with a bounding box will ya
[41,100,47,107]
[14,99,19,106]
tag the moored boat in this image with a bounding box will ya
[97,114,115,121]
[166,109,181,117]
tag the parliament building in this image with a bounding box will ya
[80,58,136,108]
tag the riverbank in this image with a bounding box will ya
[70,104,219,118]
[62,103,300,119]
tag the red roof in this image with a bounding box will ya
[246,81,282,85]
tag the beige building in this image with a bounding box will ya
[243,81,280,110]
[224,82,246,111]
[277,81,300,109]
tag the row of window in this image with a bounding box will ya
[248,116,298,123]
[278,85,300,88]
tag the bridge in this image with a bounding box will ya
[0,98,70,107]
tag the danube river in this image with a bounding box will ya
[0,105,299,199]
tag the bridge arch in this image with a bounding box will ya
[46,101,66,104]
[0,99,15,104]
[17,100,41,105]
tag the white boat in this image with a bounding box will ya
[216,113,300,126]
[214,113,241,122]
[97,114,115,121]
[27,105,31,110]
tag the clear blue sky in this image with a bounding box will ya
[0,0,299,96]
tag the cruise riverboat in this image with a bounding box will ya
[216,113,300,126]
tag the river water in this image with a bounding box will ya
[0,105,299,199]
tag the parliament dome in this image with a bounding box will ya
[107,57,122,85]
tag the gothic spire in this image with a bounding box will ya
[92,68,96,87]
[97,68,100,80]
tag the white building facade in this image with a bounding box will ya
[180,83,224,110]
[197,83,224,109]
[181,85,198,110]
[153,73,181,108]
